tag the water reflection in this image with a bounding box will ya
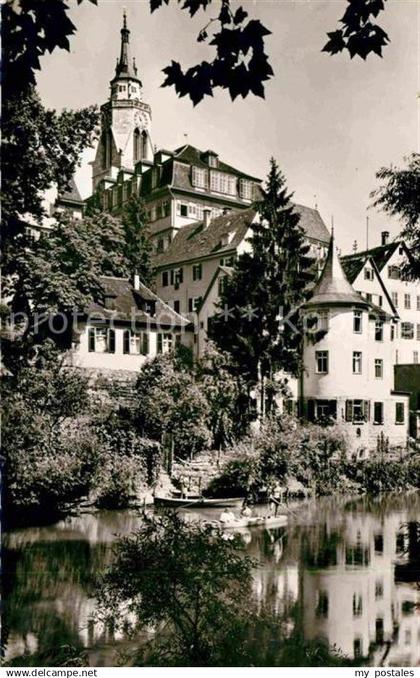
[3,496,420,666]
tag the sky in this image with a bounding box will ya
[36,0,419,254]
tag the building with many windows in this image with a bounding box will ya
[66,275,193,374]
[341,233,420,366]
[89,14,262,251]
[154,204,330,354]
[300,233,409,454]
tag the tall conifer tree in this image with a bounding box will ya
[209,158,311,413]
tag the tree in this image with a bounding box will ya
[371,153,420,279]
[121,195,154,287]
[209,158,311,414]
[196,344,251,448]
[96,512,253,665]
[134,354,212,457]
[1,344,94,526]
[2,88,98,276]
[2,0,391,105]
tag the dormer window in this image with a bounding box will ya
[192,166,206,189]
[239,179,253,200]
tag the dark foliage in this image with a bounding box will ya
[323,0,389,60]
[371,153,420,280]
[3,0,391,106]
[210,159,311,402]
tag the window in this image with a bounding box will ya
[353,311,362,333]
[391,291,398,307]
[192,166,206,189]
[417,324,420,341]
[178,202,188,217]
[346,400,369,423]
[207,154,218,168]
[364,268,374,280]
[401,322,414,339]
[391,324,396,341]
[192,263,202,281]
[353,351,362,374]
[388,265,400,279]
[375,579,384,600]
[188,297,202,313]
[404,293,411,309]
[375,618,384,644]
[395,402,405,424]
[174,300,180,314]
[374,359,383,379]
[88,327,115,353]
[174,267,183,287]
[239,178,253,200]
[316,591,329,618]
[316,400,337,420]
[352,593,363,617]
[378,295,383,307]
[414,351,419,364]
[366,293,372,302]
[123,330,149,355]
[210,171,236,195]
[157,333,173,354]
[375,320,383,341]
[220,255,235,266]
[162,271,169,287]
[315,350,329,374]
[156,238,164,253]
[373,402,384,424]
[417,296,420,311]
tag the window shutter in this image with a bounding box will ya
[345,400,353,422]
[328,400,337,419]
[157,333,162,354]
[88,328,95,352]
[123,330,130,355]
[363,400,370,422]
[141,333,149,356]
[108,329,115,354]
[307,399,315,422]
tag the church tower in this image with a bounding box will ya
[92,11,153,191]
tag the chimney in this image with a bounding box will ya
[133,271,140,290]
[381,231,389,246]
[203,208,212,229]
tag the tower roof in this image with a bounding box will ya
[111,11,141,85]
[304,231,369,309]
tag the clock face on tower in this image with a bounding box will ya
[134,110,150,130]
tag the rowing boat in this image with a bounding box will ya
[153,495,242,508]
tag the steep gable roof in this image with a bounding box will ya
[154,204,330,268]
[58,177,84,204]
[86,276,191,327]
[341,241,400,277]
[173,145,261,181]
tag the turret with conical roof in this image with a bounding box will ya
[304,230,369,309]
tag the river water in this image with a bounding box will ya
[3,493,420,666]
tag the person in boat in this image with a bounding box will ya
[271,481,284,516]
[220,509,236,524]
[179,477,187,499]
[241,501,252,518]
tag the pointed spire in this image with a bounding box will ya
[305,231,369,308]
[112,11,142,84]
